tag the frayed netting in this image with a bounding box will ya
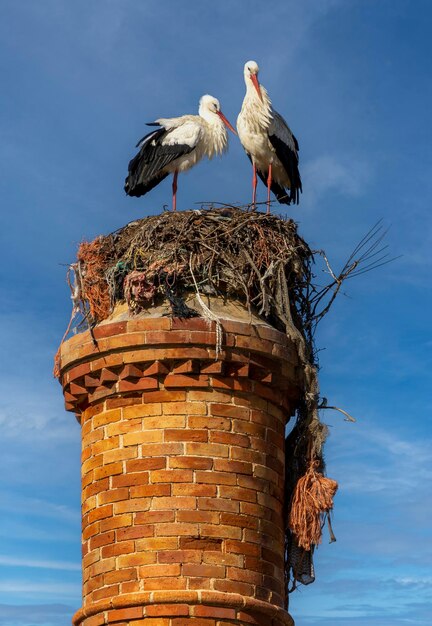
[56,207,390,600]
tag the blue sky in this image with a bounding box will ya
[0,1,431,625]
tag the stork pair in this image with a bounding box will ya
[125,61,302,213]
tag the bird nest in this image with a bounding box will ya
[73,207,313,337]
[57,206,389,598]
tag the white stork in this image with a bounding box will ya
[237,60,302,213]
[125,95,236,211]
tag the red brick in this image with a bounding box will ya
[185,443,228,458]
[93,322,127,339]
[101,540,134,558]
[99,514,132,532]
[151,469,193,483]
[130,484,171,498]
[188,416,231,430]
[187,390,230,402]
[183,563,226,578]
[227,566,263,585]
[66,361,91,382]
[144,415,186,429]
[198,498,239,513]
[104,568,137,585]
[146,604,190,617]
[139,563,181,577]
[211,377,252,393]
[172,484,216,497]
[158,550,201,564]
[116,525,154,541]
[193,606,236,619]
[127,317,171,332]
[200,361,224,374]
[105,396,140,409]
[199,523,242,540]
[164,374,210,388]
[225,539,260,556]
[214,579,254,597]
[136,537,178,552]
[176,510,219,524]
[213,459,253,475]
[117,552,157,567]
[219,485,257,503]
[195,470,236,485]
[155,522,198,536]
[112,472,150,488]
[246,556,275,576]
[92,583,119,601]
[220,512,259,530]
[144,390,186,403]
[123,431,163,446]
[113,498,151,514]
[119,363,142,379]
[210,403,250,420]
[103,447,137,463]
[118,378,158,392]
[143,577,187,591]
[143,360,170,376]
[125,457,166,472]
[152,497,196,511]
[169,456,213,470]
[171,317,210,331]
[106,607,144,622]
[145,330,191,344]
[179,537,222,551]
[164,429,208,442]
[89,530,115,550]
[88,504,112,524]
[172,359,199,374]
[93,462,123,481]
[202,551,242,567]
[171,619,212,626]
[135,510,175,524]
[139,443,184,457]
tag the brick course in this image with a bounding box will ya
[60,311,299,626]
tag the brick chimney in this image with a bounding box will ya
[59,295,301,626]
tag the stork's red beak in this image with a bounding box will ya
[217,111,237,135]
[250,74,263,101]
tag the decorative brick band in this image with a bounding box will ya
[60,313,300,625]
[59,317,302,417]
[72,590,294,625]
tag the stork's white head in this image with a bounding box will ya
[243,60,263,101]
[199,95,236,134]
[199,94,221,115]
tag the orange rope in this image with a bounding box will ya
[289,460,338,551]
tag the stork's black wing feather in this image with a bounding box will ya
[124,127,194,198]
[268,132,302,205]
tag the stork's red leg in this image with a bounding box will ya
[266,164,272,214]
[252,163,257,209]
[172,170,178,211]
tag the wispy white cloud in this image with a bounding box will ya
[0,556,80,572]
[0,604,73,626]
[302,154,372,207]
[0,581,79,597]
[0,493,78,524]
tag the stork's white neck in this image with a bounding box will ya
[240,76,273,130]
[198,109,228,158]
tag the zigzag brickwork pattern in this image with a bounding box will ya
[59,314,301,626]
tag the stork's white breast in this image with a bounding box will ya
[237,115,276,165]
